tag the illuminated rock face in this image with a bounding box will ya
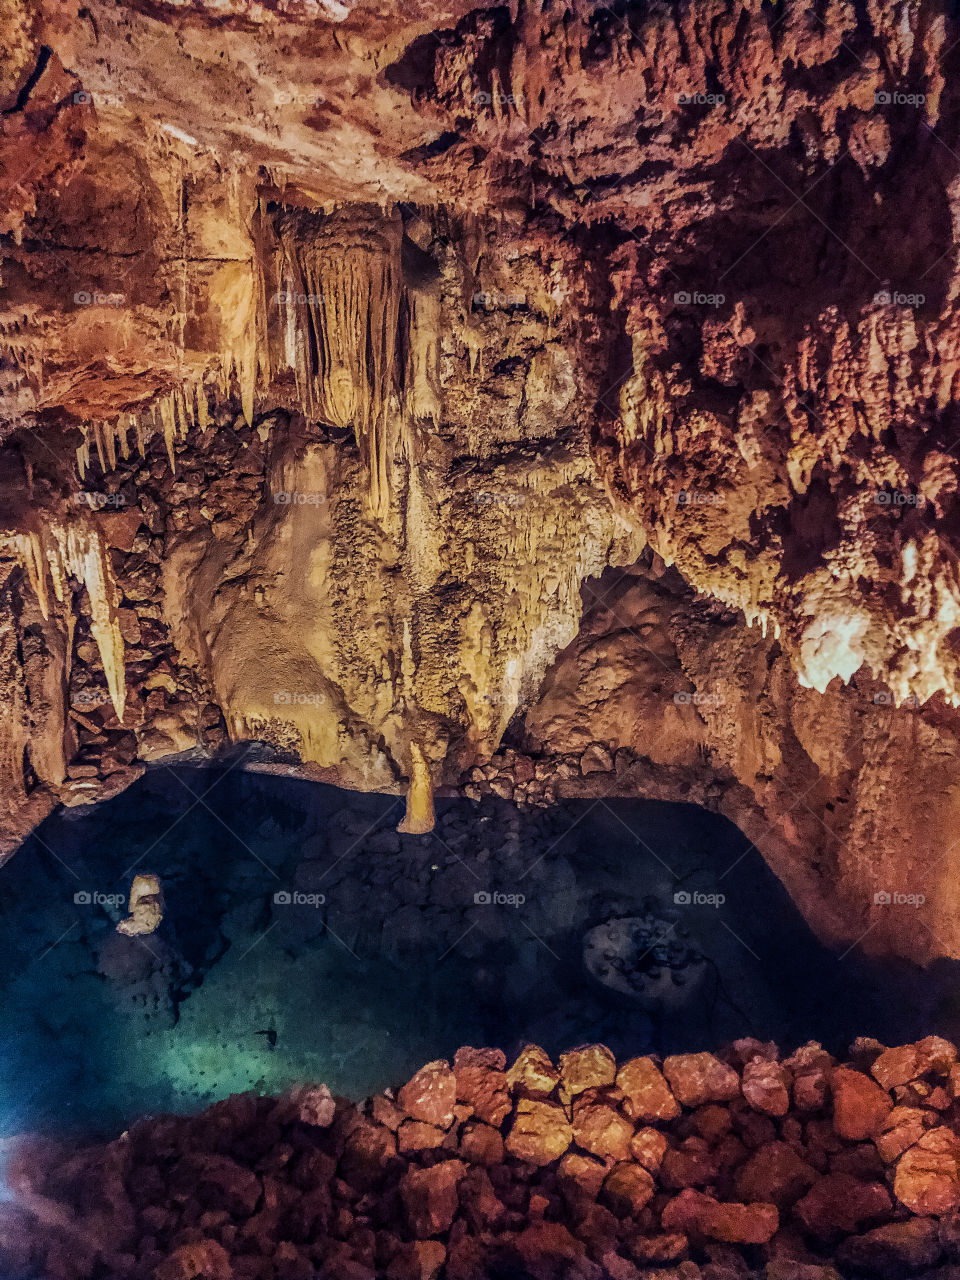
[0,0,959,954]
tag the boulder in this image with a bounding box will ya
[617,1057,681,1121]
[453,1047,511,1126]
[558,1044,617,1100]
[830,1067,893,1140]
[734,1142,817,1207]
[459,1121,504,1166]
[742,1059,791,1117]
[894,1126,960,1215]
[836,1219,942,1277]
[505,1099,573,1166]
[571,1097,634,1161]
[631,1127,669,1172]
[663,1054,741,1107]
[400,1161,466,1238]
[506,1045,560,1097]
[399,1060,457,1129]
[794,1173,892,1237]
[662,1189,779,1244]
[600,1163,656,1217]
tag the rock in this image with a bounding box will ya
[627,1231,690,1264]
[894,1126,960,1215]
[339,1121,398,1191]
[662,1189,779,1244]
[742,1059,791,1117]
[571,1096,634,1161]
[580,743,613,774]
[830,1067,893,1140]
[291,1083,335,1127]
[600,1162,655,1217]
[400,1161,466,1238]
[154,1241,233,1280]
[662,1139,719,1189]
[836,1219,942,1276]
[663,1054,741,1107]
[506,1044,560,1097]
[558,1153,609,1200]
[398,1060,457,1129]
[631,1127,669,1172]
[734,1142,817,1207]
[459,1121,504,1166]
[874,1107,928,1164]
[871,1046,925,1091]
[398,1120,447,1152]
[794,1173,892,1237]
[453,1047,511,1126]
[505,1099,573,1166]
[512,1222,591,1276]
[617,1057,682,1121]
[558,1044,617,1100]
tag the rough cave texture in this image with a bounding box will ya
[2,0,960,959]
[7,1036,960,1279]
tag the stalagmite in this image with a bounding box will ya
[116,874,164,936]
[397,743,435,834]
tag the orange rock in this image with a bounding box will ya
[733,1141,817,1207]
[894,1126,960,1215]
[504,1099,573,1166]
[453,1047,511,1126]
[829,1067,893,1140]
[630,1127,669,1172]
[400,1160,466,1238]
[558,1043,617,1100]
[398,1060,457,1129]
[661,1188,778,1244]
[870,1045,921,1090]
[616,1056,681,1121]
[600,1162,655,1217]
[557,1152,608,1199]
[663,1053,741,1107]
[570,1097,634,1161]
[794,1172,892,1237]
[661,1139,717,1189]
[459,1121,504,1166]
[397,1120,447,1152]
[506,1045,560,1097]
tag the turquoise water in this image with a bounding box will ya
[0,759,952,1139]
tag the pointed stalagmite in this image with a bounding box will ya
[398,742,435,834]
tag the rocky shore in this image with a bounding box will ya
[4,1036,960,1280]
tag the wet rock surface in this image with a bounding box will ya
[4,1035,960,1280]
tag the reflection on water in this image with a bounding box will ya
[0,758,955,1138]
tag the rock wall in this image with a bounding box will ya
[5,1035,960,1280]
[1,0,960,960]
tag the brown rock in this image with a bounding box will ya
[794,1173,892,1237]
[506,1044,560,1097]
[459,1121,504,1166]
[397,1120,447,1152]
[398,1060,457,1129]
[504,1099,572,1166]
[662,1139,718,1189]
[743,1059,791,1117]
[662,1189,779,1244]
[340,1121,397,1191]
[628,1232,690,1264]
[558,1043,617,1100]
[631,1127,669,1172]
[600,1163,656,1218]
[512,1222,588,1275]
[557,1152,608,1199]
[894,1126,960,1215]
[663,1054,741,1107]
[830,1067,893,1140]
[400,1161,466,1238]
[617,1056,681,1122]
[693,1105,734,1142]
[458,1167,505,1232]
[452,1047,510,1126]
[870,1046,922,1091]
[734,1142,818,1208]
[571,1098,634,1161]
[836,1219,942,1276]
